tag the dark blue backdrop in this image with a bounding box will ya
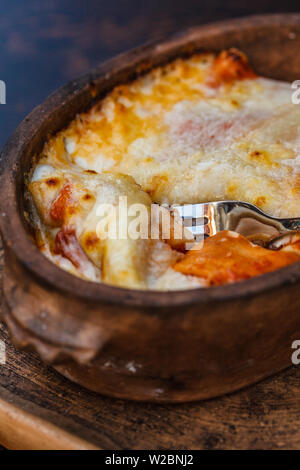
[0,0,299,148]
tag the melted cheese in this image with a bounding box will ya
[27,49,300,290]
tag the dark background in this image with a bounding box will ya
[0,0,299,149]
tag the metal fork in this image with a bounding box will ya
[172,200,300,245]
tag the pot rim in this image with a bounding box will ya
[1,12,300,308]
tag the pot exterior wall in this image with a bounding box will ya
[2,241,300,402]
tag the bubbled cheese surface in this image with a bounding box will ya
[28,51,300,289]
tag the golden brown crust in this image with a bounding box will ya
[174,231,300,286]
[209,48,257,86]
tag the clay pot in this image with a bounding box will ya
[1,14,300,402]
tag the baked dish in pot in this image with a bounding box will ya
[2,15,300,403]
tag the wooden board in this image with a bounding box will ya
[1,241,300,450]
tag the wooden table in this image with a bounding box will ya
[1,240,300,450]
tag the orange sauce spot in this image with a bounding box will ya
[82,193,94,201]
[177,62,193,79]
[254,196,267,208]
[46,177,59,187]
[227,184,238,194]
[50,183,73,224]
[291,186,300,194]
[209,48,256,87]
[174,231,300,286]
[251,150,263,158]
[83,232,100,249]
[249,150,272,165]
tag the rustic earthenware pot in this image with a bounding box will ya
[1,14,300,403]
